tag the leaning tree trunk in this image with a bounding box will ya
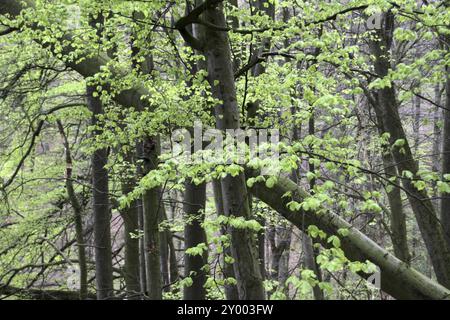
[249,174,450,300]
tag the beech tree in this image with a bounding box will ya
[0,0,449,300]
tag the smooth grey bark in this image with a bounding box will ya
[160,211,170,292]
[370,103,411,263]
[86,85,114,299]
[183,182,208,300]
[413,95,421,154]
[159,205,179,292]
[137,199,147,294]
[302,235,324,299]
[168,230,179,285]
[277,228,291,297]
[231,0,275,284]
[5,0,449,300]
[246,0,275,124]
[304,113,325,300]
[212,180,239,300]
[440,33,450,249]
[203,3,265,300]
[159,202,179,286]
[140,137,163,299]
[249,174,450,300]
[256,213,266,281]
[368,13,450,287]
[382,151,411,263]
[180,10,209,299]
[432,85,443,210]
[56,121,88,300]
[267,225,292,296]
[119,165,141,298]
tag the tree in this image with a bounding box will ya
[2,0,450,301]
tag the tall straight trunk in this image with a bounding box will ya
[246,0,275,124]
[302,235,324,300]
[140,137,163,299]
[120,167,141,298]
[304,114,324,300]
[56,121,88,300]
[413,95,421,154]
[236,0,275,283]
[180,9,209,299]
[160,203,179,285]
[277,227,291,298]
[87,85,114,299]
[159,212,170,292]
[212,180,239,300]
[129,16,156,297]
[382,151,411,263]
[160,205,178,292]
[137,199,147,294]
[371,108,411,263]
[432,84,443,210]
[183,182,208,300]
[257,213,266,281]
[168,230,179,285]
[368,13,450,287]
[267,225,292,296]
[203,3,265,300]
[440,33,450,249]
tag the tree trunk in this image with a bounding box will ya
[371,106,411,263]
[56,121,88,300]
[304,113,325,300]
[432,84,443,210]
[120,169,141,298]
[160,210,170,292]
[303,235,324,300]
[413,95,421,154]
[212,180,239,300]
[249,174,450,300]
[137,199,147,294]
[86,85,114,299]
[168,231,179,285]
[267,225,292,296]
[278,227,291,298]
[203,3,265,300]
[183,182,208,300]
[368,12,450,287]
[140,137,162,300]
[440,33,450,249]
[382,151,411,263]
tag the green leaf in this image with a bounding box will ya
[265,176,277,189]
